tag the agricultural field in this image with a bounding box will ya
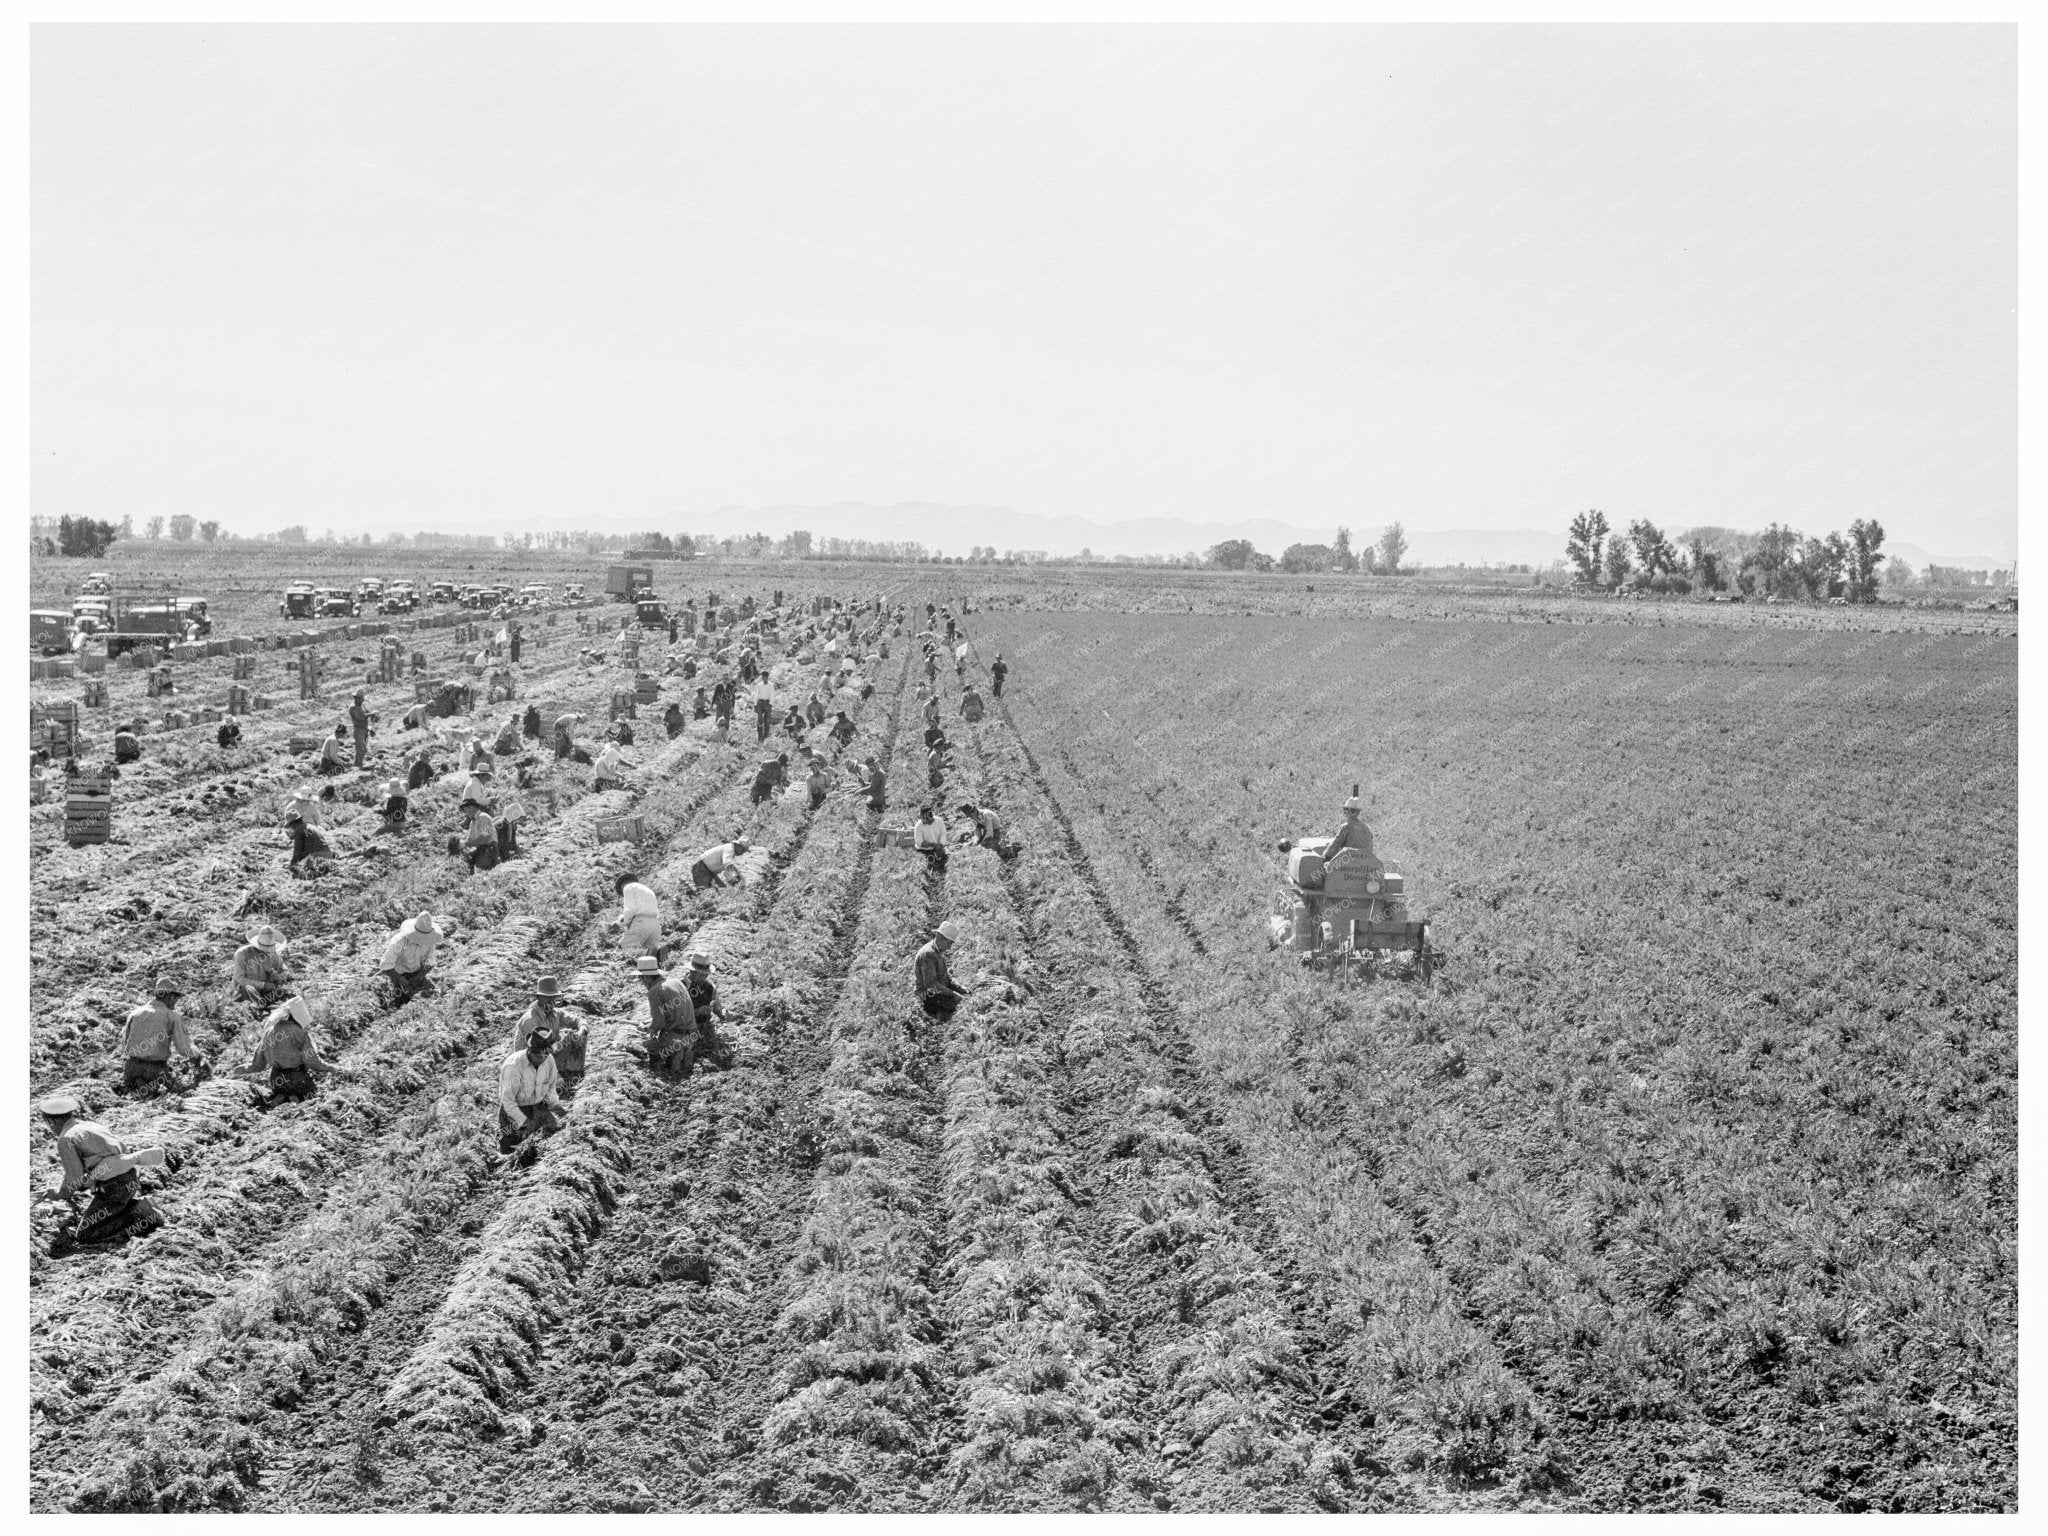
[26,570,2016,1513]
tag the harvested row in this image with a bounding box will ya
[40,715,773,1512]
[293,651,916,1512]
[735,675,955,1508]
[373,657,898,1438]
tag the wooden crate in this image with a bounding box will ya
[596,815,645,844]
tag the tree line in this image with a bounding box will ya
[1206,523,1409,575]
[1564,511,1892,602]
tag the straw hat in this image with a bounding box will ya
[936,920,961,944]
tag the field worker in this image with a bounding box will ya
[691,837,749,890]
[512,975,566,1052]
[407,746,437,793]
[829,711,856,750]
[379,777,410,829]
[781,703,807,743]
[664,701,686,739]
[37,1096,165,1247]
[457,757,495,808]
[216,718,242,750]
[592,740,630,791]
[858,755,887,814]
[614,718,635,747]
[915,920,970,1020]
[926,743,947,791]
[957,801,1005,851]
[684,951,727,1028]
[401,700,430,732]
[960,685,985,724]
[349,691,372,768]
[615,873,666,961]
[912,804,949,871]
[551,1010,589,1092]
[498,1023,564,1158]
[122,977,203,1094]
[509,623,523,664]
[636,956,698,1076]
[752,684,774,743]
[804,755,832,810]
[493,713,521,755]
[284,783,325,827]
[668,611,679,645]
[239,995,349,1107]
[923,653,938,686]
[805,692,828,727]
[923,720,950,757]
[750,752,789,809]
[553,711,585,760]
[990,654,1007,697]
[283,805,338,877]
[317,724,350,776]
[458,797,501,871]
[379,912,447,1001]
[232,924,291,1004]
[114,724,141,764]
[1325,793,1376,863]
[522,702,542,739]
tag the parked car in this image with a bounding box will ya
[280,582,317,619]
[314,587,358,618]
[80,572,113,596]
[428,581,459,604]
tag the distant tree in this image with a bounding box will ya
[144,515,164,540]
[1740,523,1804,598]
[1628,519,1677,577]
[677,533,695,557]
[788,530,813,557]
[1794,531,1848,600]
[117,514,133,538]
[1206,539,1256,571]
[1377,522,1408,576]
[1280,542,1334,573]
[1685,534,1725,591]
[1881,556,1915,588]
[1844,519,1885,602]
[198,520,221,542]
[1565,510,1609,586]
[1332,526,1357,572]
[1603,538,1633,589]
[168,514,196,541]
[277,525,308,543]
[57,515,119,557]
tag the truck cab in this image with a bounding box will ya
[280,582,316,619]
[635,597,670,628]
[30,610,73,654]
[314,587,357,618]
[382,581,418,613]
[563,581,587,602]
[428,581,458,604]
[80,572,112,596]
[606,563,654,602]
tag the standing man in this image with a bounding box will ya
[508,622,523,664]
[348,690,372,768]
[122,977,203,1095]
[498,1022,563,1160]
[914,920,970,1019]
[752,682,774,744]
[615,874,666,962]
[635,955,698,1075]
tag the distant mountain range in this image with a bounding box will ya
[665,501,2012,573]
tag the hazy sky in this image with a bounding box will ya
[32,25,2016,555]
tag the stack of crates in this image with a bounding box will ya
[227,683,252,715]
[633,673,660,706]
[609,689,636,721]
[233,653,256,680]
[298,650,326,700]
[66,771,111,846]
[82,678,108,710]
[33,702,80,758]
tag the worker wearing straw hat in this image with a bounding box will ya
[914,921,970,1020]
[231,924,292,1004]
[35,1094,167,1247]
[635,955,698,1076]
[379,912,450,1002]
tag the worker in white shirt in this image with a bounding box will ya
[232,924,292,1004]
[912,803,949,872]
[615,873,667,961]
[690,838,750,890]
[592,740,630,791]
[379,912,448,1001]
[497,1023,563,1161]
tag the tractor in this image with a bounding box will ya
[1271,786,1434,981]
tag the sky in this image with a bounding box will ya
[30,25,2017,558]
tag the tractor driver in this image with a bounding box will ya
[1325,793,1376,863]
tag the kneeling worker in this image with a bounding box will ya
[498,1022,564,1159]
[37,1095,167,1246]
[232,924,291,1004]
[122,977,203,1095]
[690,837,749,890]
[915,920,971,1020]
[635,955,699,1075]
[238,995,351,1107]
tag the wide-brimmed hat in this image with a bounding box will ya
[634,956,663,976]
[153,975,184,996]
[936,920,961,944]
[385,779,406,799]
[249,924,286,950]
[526,1022,555,1044]
[36,1094,82,1117]
[283,807,305,824]
[1342,796,1363,812]
[688,952,713,971]
[408,912,447,939]
[285,995,312,1026]
[533,975,561,998]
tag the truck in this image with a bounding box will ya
[314,588,357,618]
[606,563,654,603]
[634,597,669,628]
[428,581,459,604]
[31,610,73,654]
[101,596,212,656]
[280,582,317,619]
[382,581,419,613]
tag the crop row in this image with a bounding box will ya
[36,685,797,1512]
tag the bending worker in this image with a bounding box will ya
[122,976,203,1095]
[37,1095,167,1246]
